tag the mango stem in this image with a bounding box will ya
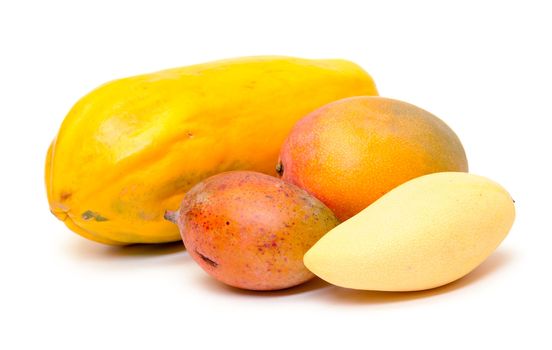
[164,210,178,224]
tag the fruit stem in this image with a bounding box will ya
[164,210,178,224]
[276,161,284,176]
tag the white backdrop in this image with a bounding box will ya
[1,1,550,349]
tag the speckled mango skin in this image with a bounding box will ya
[278,96,468,221]
[304,172,516,292]
[172,171,339,291]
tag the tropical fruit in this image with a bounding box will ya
[46,56,377,244]
[278,96,468,221]
[304,172,515,291]
[165,171,340,291]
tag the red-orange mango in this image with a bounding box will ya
[166,171,339,291]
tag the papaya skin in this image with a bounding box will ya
[46,56,377,244]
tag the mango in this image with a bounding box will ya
[304,172,515,291]
[278,96,468,221]
[166,171,339,291]
[46,56,377,244]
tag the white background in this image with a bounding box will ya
[1,0,550,349]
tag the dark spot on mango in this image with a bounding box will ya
[195,249,218,268]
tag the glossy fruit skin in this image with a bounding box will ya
[45,56,377,244]
[170,171,339,291]
[304,172,516,291]
[278,96,468,221]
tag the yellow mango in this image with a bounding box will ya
[304,172,515,291]
[46,56,377,245]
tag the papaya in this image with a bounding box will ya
[46,56,378,245]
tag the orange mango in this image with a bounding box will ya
[278,96,468,221]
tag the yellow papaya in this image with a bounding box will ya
[46,56,378,245]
